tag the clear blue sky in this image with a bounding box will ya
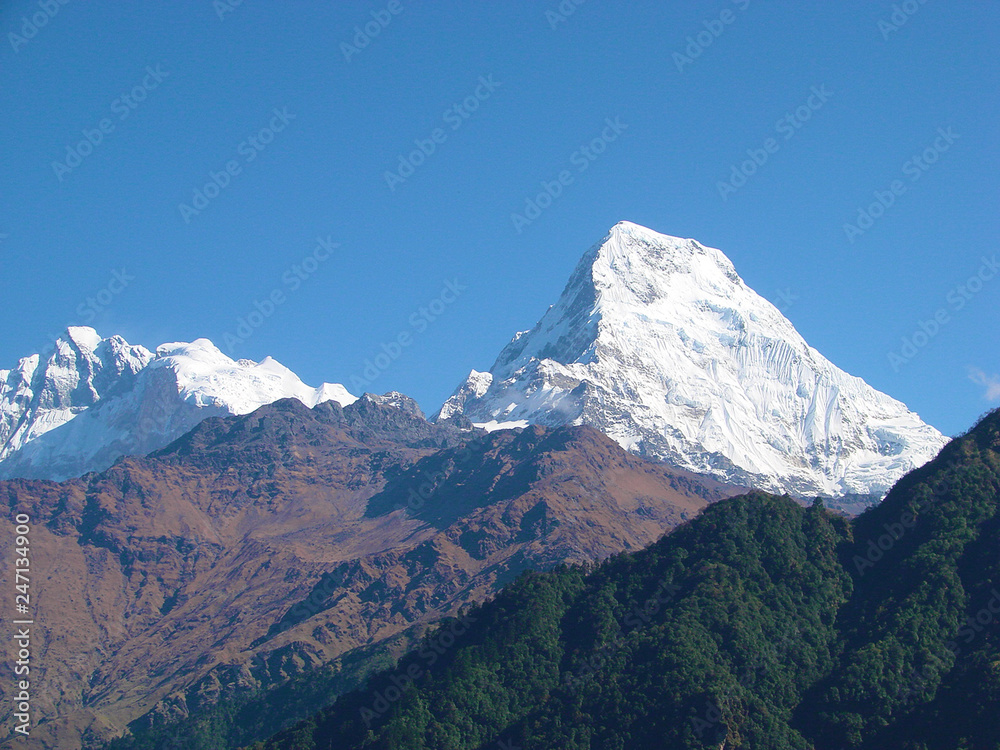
[1,1,997,437]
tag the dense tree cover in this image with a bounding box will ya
[800,410,1000,750]
[249,411,1000,750]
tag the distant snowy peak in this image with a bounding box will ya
[438,221,947,499]
[0,328,356,481]
[0,328,153,463]
[150,338,356,413]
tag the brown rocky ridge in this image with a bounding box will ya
[0,392,742,749]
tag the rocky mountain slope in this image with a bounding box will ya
[0,327,355,481]
[439,221,947,499]
[0,394,740,749]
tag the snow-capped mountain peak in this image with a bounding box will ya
[438,221,947,499]
[0,328,355,481]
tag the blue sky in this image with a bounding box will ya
[1,1,997,437]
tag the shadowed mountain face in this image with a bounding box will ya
[0,394,740,749]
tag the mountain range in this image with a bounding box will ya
[0,393,739,749]
[0,327,354,481]
[1,222,946,503]
[0,221,963,749]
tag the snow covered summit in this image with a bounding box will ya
[0,328,355,480]
[437,221,947,498]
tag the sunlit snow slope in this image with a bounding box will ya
[0,327,355,480]
[438,221,946,498]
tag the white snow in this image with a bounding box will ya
[473,419,530,432]
[0,328,355,481]
[152,341,356,414]
[66,325,103,351]
[436,370,492,421]
[437,221,948,498]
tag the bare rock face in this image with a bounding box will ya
[0,395,740,749]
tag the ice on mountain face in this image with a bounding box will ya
[0,330,154,467]
[0,328,356,481]
[436,370,493,421]
[151,340,357,414]
[437,221,948,498]
[474,419,530,432]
